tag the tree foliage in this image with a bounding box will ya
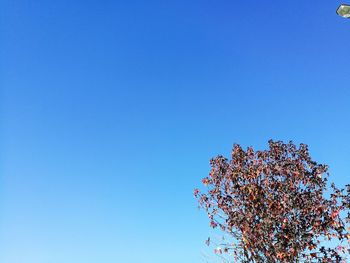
[195,140,350,262]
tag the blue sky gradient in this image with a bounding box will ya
[1,1,350,262]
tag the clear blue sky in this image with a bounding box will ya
[1,1,350,262]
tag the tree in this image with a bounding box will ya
[194,140,350,262]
